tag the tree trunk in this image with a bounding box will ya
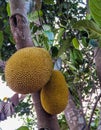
[9,0,60,129]
[32,92,60,129]
[64,93,87,130]
[94,48,101,85]
[94,47,101,130]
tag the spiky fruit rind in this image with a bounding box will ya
[5,47,53,94]
[40,70,69,115]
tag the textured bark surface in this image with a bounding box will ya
[9,0,33,49]
[32,92,60,130]
[64,94,87,130]
[94,48,101,85]
[94,48,101,130]
[9,0,60,129]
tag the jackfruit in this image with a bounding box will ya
[5,47,53,94]
[40,70,69,115]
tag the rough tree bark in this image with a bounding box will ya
[94,48,101,130]
[64,93,87,130]
[9,0,60,129]
[86,1,101,130]
[94,48,101,85]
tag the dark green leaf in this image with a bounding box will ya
[81,37,88,47]
[58,38,70,56]
[0,31,4,49]
[44,0,54,5]
[51,46,58,57]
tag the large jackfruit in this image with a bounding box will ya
[5,47,53,94]
[40,70,69,115]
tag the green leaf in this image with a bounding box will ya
[70,49,83,68]
[72,37,79,49]
[70,50,78,66]
[73,49,83,64]
[67,62,77,71]
[6,3,11,16]
[89,0,101,27]
[16,126,29,130]
[28,10,43,22]
[58,38,70,56]
[81,37,88,47]
[55,28,65,42]
[0,31,4,49]
[44,0,54,5]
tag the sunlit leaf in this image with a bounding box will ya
[16,126,29,130]
[6,3,11,16]
[72,37,79,49]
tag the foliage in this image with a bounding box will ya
[14,95,37,129]
[58,114,68,130]
[0,0,16,61]
[89,0,101,27]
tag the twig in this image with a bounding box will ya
[87,92,101,130]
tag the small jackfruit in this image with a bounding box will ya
[5,47,53,94]
[40,70,69,115]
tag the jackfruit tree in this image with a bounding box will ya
[0,0,101,130]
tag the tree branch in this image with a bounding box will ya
[87,92,101,130]
[9,0,34,49]
[64,93,87,130]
